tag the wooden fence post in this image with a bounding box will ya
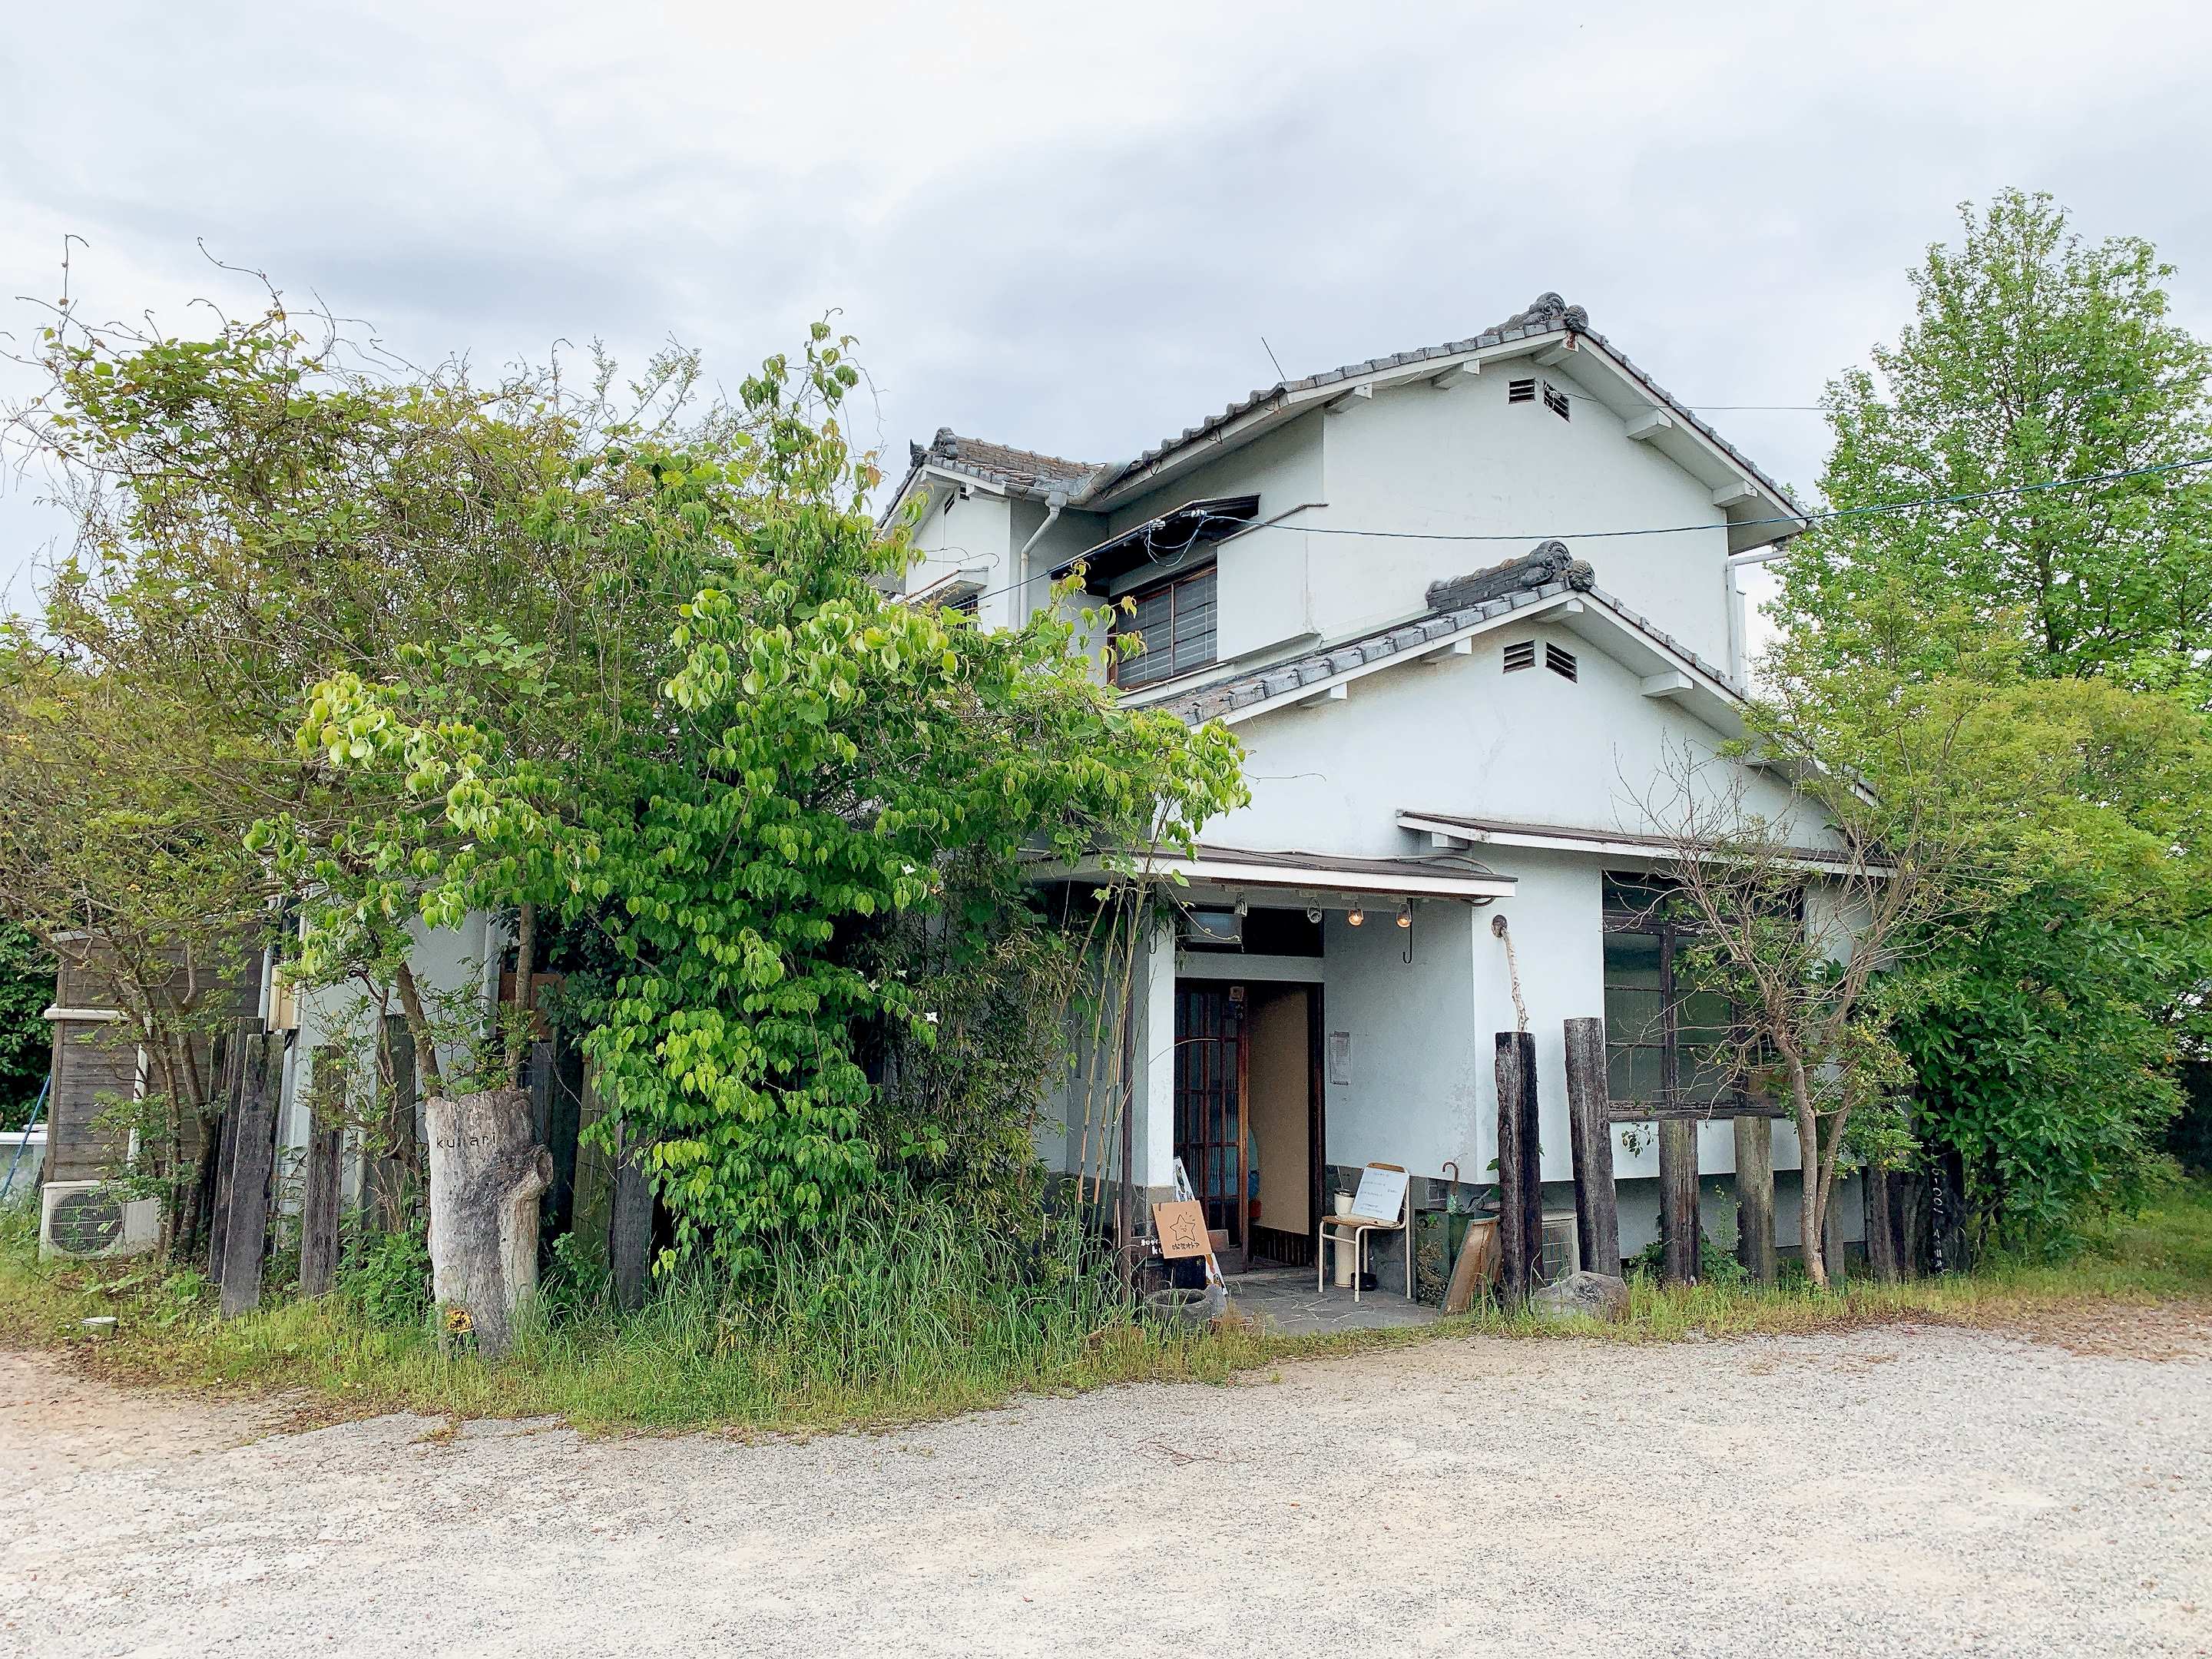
[367,1013,419,1235]
[611,1119,652,1311]
[296,1103,345,1296]
[1863,1167,1903,1283]
[1823,1182,1848,1288]
[569,1065,614,1266]
[217,1031,283,1318]
[1734,1115,1776,1284]
[1561,1018,1621,1276]
[1494,1032,1542,1300]
[206,1025,246,1284]
[527,1038,556,1144]
[1659,1118,1700,1284]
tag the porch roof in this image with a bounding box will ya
[1397,811,1876,876]
[1029,841,1516,902]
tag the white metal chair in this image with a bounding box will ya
[1316,1162,1412,1303]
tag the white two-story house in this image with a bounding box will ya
[879,293,1856,1283]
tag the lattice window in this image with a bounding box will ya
[1113,565,1217,690]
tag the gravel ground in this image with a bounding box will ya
[3,1314,2208,1658]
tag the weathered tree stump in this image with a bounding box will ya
[426,1087,552,1360]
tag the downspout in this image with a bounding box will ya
[1012,491,1068,626]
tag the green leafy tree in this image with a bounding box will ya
[295,328,1245,1275]
[10,290,706,1100]
[0,636,262,1243]
[1764,191,2212,1251]
[1876,664,2212,1247]
[0,919,52,1132]
[1777,189,2212,697]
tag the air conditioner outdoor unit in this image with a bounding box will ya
[39,1181,161,1261]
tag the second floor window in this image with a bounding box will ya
[1113,565,1217,690]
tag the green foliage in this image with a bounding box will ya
[338,1221,432,1330]
[2173,1064,2212,1178]
[0,920,50,1131]
[290,328,1245,1275]
[1628,1228,1750,1290]
[538,1230,612,1322]
[1760,190,2212,1253]
[1777,188,2212,697]
[1901,885,2187,1250]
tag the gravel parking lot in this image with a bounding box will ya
[3,1313,2207,1658]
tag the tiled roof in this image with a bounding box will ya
[1084,293,1806,520]
[909,427,1104,497]
[1138,545,1744,727]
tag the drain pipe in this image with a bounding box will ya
[1012,490,1068,624]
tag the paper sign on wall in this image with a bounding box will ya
[1328,1031,1353,1085]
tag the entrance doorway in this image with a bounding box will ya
[1172,981,1323,1272]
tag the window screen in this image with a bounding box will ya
[1113,565,1217,690]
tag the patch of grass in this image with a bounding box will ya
[1447,1176,2212,1346]
[4,1181,2206,1435]
[0,1195,1292,1435]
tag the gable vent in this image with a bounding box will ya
[1507,378,1536,404]
[1542,382,1571,421]
[1502,640,1536,673]
[1546,643,1578,680]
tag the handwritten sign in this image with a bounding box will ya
[1151,1199,1212,1260]
[1348,1165,1408,1224]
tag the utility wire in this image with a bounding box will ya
[922,454,2212,616]
[1268,454,2212,545]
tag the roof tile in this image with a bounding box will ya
[1131,541,1747,725]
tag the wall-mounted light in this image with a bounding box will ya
[1396,903,1412,929]
[1346,906,1365,927]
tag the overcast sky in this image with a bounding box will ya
[5,0,2210,625]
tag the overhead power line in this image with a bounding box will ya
[1269,455,2212,545]
[929,454,2212,614]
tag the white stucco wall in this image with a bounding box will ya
[1310,371,1731,663]
[1316,902,1483,1180]
[1206,617,1825,858]
[279,913,503,1187]
[904,488,1015,627]
[1102,421,1326,669]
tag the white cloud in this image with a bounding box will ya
[5,0,2210,620]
